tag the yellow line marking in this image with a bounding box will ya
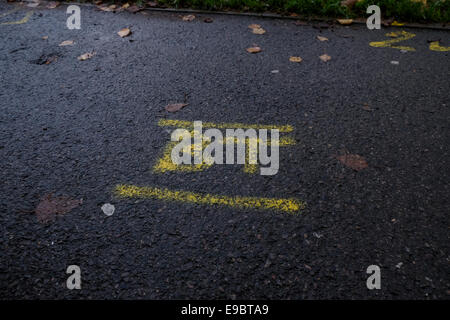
[0,10,33,25]
[153,133,296,173]
[370,30,416,52]
[429,41,450,52]
[0,7,20,18]
[115,184,305,214]
[158,119,294,133]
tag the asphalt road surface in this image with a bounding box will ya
[0,2,449,299]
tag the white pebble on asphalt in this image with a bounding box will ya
[101,203,115,216]
[391,60,400,65]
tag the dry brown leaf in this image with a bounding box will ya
[319,54,331,62]
[246,46,261,53]
[337,154,368,171]
[109,4,117,9]
[59,40,74,46]
[147,1,158,7]
[94,0,102,4]
[45,56,57,65]
[42,36,48,40]
[165,103,188,113]
[362,103,372,111]
[248,24,261,29]
[77,52,95,61]
[47,1,60,9]
[293,21,308,26]
[317,35,329,41]
[118,28,131,38]
[252,27,266,35]
[182,14,196,21]
[203,17,213,23]
[337,19,353,25]
[98,5,114,12]
[289,56,303,63]
[127,5,144,13]
[122,3,130,9]
[35,194,82,223]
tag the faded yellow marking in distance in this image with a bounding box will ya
[429,41,450,52]
[370,31,416,52]
[0,10,33,25]
[115,184,305,214]
[158,119,294,133]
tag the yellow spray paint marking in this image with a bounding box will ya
[115,184,305,214]
[158,119,294,133]
[429,41,450,52]
[370,31,416,52]
[0,10,33,25]
[154,120,296,174]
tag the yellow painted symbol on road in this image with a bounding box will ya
[370,30,416,52]
[429,41,450,52]
[154,119,296,174]
[0,10,33,25]
[114,120,305,213]
[115,184,305,214]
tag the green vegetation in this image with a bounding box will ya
[152,0,449,22]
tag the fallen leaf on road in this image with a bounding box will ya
[317,35,329,41]
[319,54,331,62]
[203,17,213,23]
[59,40,74,46]
[35,194,82,223]
[94,0,102,4]
[122,3,130,9]
[362,103,372,111]
[127,5,144,13]
[78,52,95,61]
[182,14,195,21]
[248,24,261,29]
[391,60,399,65]
[337,19,353,25]
[391,21,405,26]
[147,1,158,7]
[47,1,60,9]
[289,56,302,63]
[246,46,261,53]
[337,154,368,171]
[31,54,58,65]
[165,103,188,113]
[252,27,266,34]
[118,28,131,38]
[42,36,48,40]
[293,21,308,26]
[98,5,114,12]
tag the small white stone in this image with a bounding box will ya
[400,50,408,53]
[391,60,399,65]
[271,70,279,73]
[101,203,115,216]
[396,262,403,268]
